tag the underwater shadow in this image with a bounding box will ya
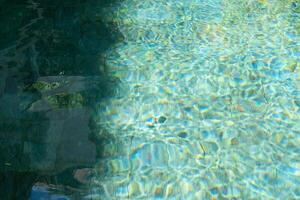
[0,0,123,199]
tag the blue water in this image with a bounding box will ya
[90,0,300,199]
[1,0,300,199]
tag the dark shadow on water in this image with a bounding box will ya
[0,0,123,199]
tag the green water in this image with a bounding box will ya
[1,0,300,199]
[90,0,300,199]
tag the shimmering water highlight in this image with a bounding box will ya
[90,0,300,199]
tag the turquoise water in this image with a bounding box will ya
[1,0,300,199]
[89,0,300,199]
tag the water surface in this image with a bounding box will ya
[1,0,300,199]
[90,0,300,199]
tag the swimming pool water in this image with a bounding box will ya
[89,0,300,199]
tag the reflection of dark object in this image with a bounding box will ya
[0,0,123,199]
[44,167,93,187]
[0,171,37,200]
[0,75,119,199]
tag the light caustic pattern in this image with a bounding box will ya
[89,0,300,199]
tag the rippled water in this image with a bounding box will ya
[89,0,300,199]
[1,0,300,199]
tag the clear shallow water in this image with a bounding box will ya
[1,0,300,199]
[90,0,300,199]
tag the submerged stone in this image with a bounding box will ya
[158,116,167,123]
[178,131,188,138]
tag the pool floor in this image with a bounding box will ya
[89,0,300,199]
